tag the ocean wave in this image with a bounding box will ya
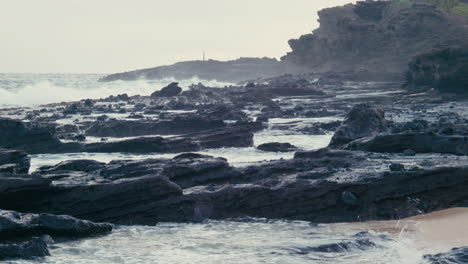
[0,74,232,107]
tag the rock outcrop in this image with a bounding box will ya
[85,116,227,138]
[329,104,390,147]
[100,57,286,83]
[0,118,66,154]
[0,210,112,260]
[83,125,255,153]
[405,46,468,93]
[0,148,30,174]
[282,0,468,79]
[345,133,468,155]
[151,82,183,97]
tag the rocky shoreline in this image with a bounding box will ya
[2,0,468,261]
[1,73,468,261]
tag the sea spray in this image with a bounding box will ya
[0,73,232,107]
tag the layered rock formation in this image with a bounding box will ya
[282,0,468,79]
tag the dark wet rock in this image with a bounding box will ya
[0,118,66,154]
[403,149,416,156]
[162,155,239,188]
[295,232,389,254]
[151,82,183,97]
[296,168,335,180]
[83,99,94,107]
[425,247,468,264]
[38,160,106,173]
[0,237,49,260]
[182,165,468,223]
[259,77,326,96]
[63,102,92,115]
[294,148,355,160]
[1,174,182,224]
[345,133,468,155]
[256,115,269,123]
[196,104,249,122]
[83,125,254,154]
[329,104,390,147]
[0,209,112,239]
[127,113,145,119]
[0,173,51,194]
[341,191,360,206]
[389,163,405,172]
[85,116,227,137]
[0,148,30,174]
[74,134,86,142]
[405,46,468,93]
[257,142,299,152]
[4,146,468,224]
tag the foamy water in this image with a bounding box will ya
[30,131,333,171]
[7,219,427,264]
[0,73,232,107]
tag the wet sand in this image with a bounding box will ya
[375,208,468,253]
[330,208,468,254]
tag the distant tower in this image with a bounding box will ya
[203,50,206,61]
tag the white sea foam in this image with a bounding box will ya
[0,73,232,107]
[7,220,427,264]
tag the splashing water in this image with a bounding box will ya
[0,73,232,107]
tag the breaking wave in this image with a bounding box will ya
[0,73,233,107]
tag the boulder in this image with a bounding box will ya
[329,104,389,147]
[151,82,183,97]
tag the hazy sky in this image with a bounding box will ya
[0,0,354,73]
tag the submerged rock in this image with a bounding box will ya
[0,237,49,260]
[257,142,299,152]
[425,247,468,264]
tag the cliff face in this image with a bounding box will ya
[405,46,468,92]
[282,0,468,78]
[100,57,285,83]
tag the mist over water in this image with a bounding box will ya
[0,73,232,107]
